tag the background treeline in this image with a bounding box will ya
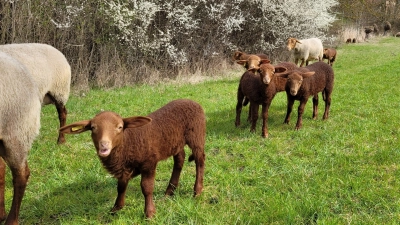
[0,0,398,89]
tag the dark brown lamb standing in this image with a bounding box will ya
[59,99,206,219]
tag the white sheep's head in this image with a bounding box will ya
[287,38,301,51]
[276,70,315,96]
[258,63,288,85]
[59,111,151,158]
[236,55,270,72]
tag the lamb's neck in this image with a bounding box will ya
[99,145,135,179]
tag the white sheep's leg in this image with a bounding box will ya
[0,158,6,222]
[312,94,319,119]
[111,178,129,213]
[300,59,305,67]
[294,58,299,66]
[295,99,307,130]
[165,150,185,196]
[141,171,156,218]
[284,97,295,124]
[55,102,67,144]
[7,160,30,225]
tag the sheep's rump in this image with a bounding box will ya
[0,52,41,151]
[0,43,71,105]
[294,38,323,61]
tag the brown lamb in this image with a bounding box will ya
[276,61,334,130]
[59,99,206,219]
[235,60,289,137]
[233,50,269,72]
[323,48,337,66]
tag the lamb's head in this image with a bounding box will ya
[287,38,301,51]
[232,50,246,61]
[59,111,151,158]
[236,55,270,72]
[276,70,315,96]
[258,63,288,85]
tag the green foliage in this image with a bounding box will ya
[9,37,400,224]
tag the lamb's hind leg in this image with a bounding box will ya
[189,148,205,197]
[323,90,332,120]
[312,94,318,119]
[165,150,185,196]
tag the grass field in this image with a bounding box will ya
[9,37,400,224]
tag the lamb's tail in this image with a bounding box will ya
[243,97,249,106]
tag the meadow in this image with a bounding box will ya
[10,37,400,224]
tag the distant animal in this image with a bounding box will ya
[346,38,352,43]
[276,61,334,130]
[0,43,71,144]
[352,38,356,43]
[287,37,324,67]
[384,21,392,36]
[59,99,206,218]
[0,52,42,224]
[323,48,337,66]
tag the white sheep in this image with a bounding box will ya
[0,43,71,144]
[0,52,42,224]
[287,37,324,67]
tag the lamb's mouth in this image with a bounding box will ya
[98,148,111,157]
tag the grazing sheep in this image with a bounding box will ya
[384,21,392,36]
[346,38,352,43]
[322,48,337,66]
[0,52,42,224]
[287,37,324,67]
[232,50,269,61]
[352,38,356,43]
[276,61,334,130]
[0,43,71,144]
[59,99,206,218]
[235,60,289,137]
[235,54,270,72]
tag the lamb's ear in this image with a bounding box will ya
[301,71,315,78]
[259,59,270,65]
[274,66,287,74]
[123,116,152,129]
[60,120,92,134]
[236,60,247,65]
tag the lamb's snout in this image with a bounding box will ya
[290,89,298,96]
[98,140,112,157]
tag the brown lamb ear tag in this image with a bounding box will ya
[71,125,84,132]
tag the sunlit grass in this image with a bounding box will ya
[4,37,400,224]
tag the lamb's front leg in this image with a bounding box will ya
[111,178,129,212]
[141,170,156,218]
[295,99,308,130]
[284,97,295,124]
[261,102,271,138]
[250,103,259,133]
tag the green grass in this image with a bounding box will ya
[8,37,400,224]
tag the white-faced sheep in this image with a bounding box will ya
[323,48,337,66]
[59,99,206,218]
[276,61,334,130]
[0,52,42,224]
[235,60,289,137]
[0,43,71,144]
[287,37,324,67]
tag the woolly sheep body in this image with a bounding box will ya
[60,99,206,219]
[0,43,71,144]
[287,38,324,67]
[0,52,42,224]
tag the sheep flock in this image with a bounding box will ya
[0,36,337,223]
